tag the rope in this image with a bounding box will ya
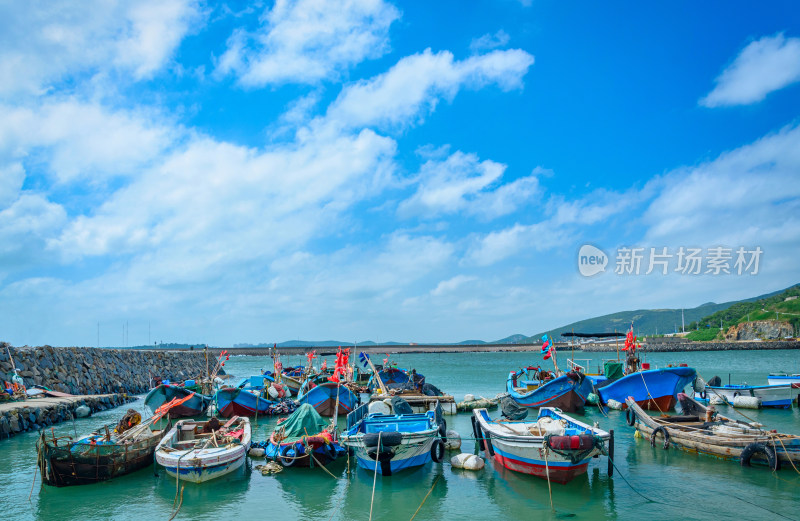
[368,431,382,521]
[638,371,665,414]
[166,485,184,521]
[310,452,339,480]
[543,447,554,511]
[408,474,441,521]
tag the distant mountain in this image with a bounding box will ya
[532,284,797,341]
[491,334,529,344]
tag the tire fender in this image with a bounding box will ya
[626,408,636,427]
[650,426,670,449]
[430,438,444,463]
[740,442,780,471]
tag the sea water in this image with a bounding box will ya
[3,349,799,520]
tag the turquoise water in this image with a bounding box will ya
[4,350,799,520]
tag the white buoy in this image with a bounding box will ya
[74,405,91,418]
[444,430,461,450]
[733,396,761,409]
[368,401,391,415]
[267,385,279,399]
[463,394,475,402]
[606,399,624,410]
[249,447,266,457]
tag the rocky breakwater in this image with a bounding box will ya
[580,340,799,352]
[0,393,133,439]
[0,343,210,395]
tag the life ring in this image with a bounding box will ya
[650,426,670,449]
[740,442,780,471]
[278,445,297,467]
[626,409,636,426]
[430,439,444,463]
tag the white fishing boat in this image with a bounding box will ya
[155,416,251,483]
[471,407,610,484]
[696,383,795,409]
[767,373,800,386]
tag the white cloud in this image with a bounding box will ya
[470,30,510,53]
[0,163,25,208]
[0,194,66,270]
[398,151,540,219]
[431,275,475,296]
[701,33,800,107]
[643,124,800,244]
[0,100,175,184]
[0,0,203,96]
[216,0,400,87]
[326,48,534,130]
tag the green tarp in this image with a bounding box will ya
[604,361,624,380]
[278,403,329,443]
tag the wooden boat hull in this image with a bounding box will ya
[506,371,594,413]
[596,367,696,411]
[626,395,800,467]
[37,430,163,487]
[472,407,608,485]
[297,382,357,417]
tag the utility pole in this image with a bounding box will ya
[97,322,99,348]
[681,309,685,333]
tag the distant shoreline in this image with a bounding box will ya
[145,340,800,356]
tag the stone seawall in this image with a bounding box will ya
[0,344,210,395]
[582,340,800,352]
[0,393,132,439]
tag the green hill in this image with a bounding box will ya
[686,284,800,341]
[530,284,797,342]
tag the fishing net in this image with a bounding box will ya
[500,396,528,420]
[391,396,414,415]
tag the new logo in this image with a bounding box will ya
[578,244,608,277]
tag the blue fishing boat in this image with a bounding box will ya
[340,402,446,476]
[596,366,696,410]
[264,404,345,467]
[213,387,276,417]
[297,375,359,417]
[506,369,594,413]
[368,366,425,391]
[145,383,211,417]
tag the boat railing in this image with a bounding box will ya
[347,402,370,431]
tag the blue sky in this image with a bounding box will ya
[1,1,799,346]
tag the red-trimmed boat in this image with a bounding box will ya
[471,407,610,484]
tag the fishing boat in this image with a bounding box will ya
[588,329,695,410]
[297,374,358,416]
[625,394,800,470]
[696,382,795,408]
[212,387,297,417]
[340,401,446,476]
[36,396,191,487]
[155,416,251,483]
[506,369,594,413]
[145,383,211,417]
[265,404,345,467]
[471,407,610,484]
[767,373,800,386]
[596,366,696,411]
[280,366,305,396]
[368,366,418,390]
